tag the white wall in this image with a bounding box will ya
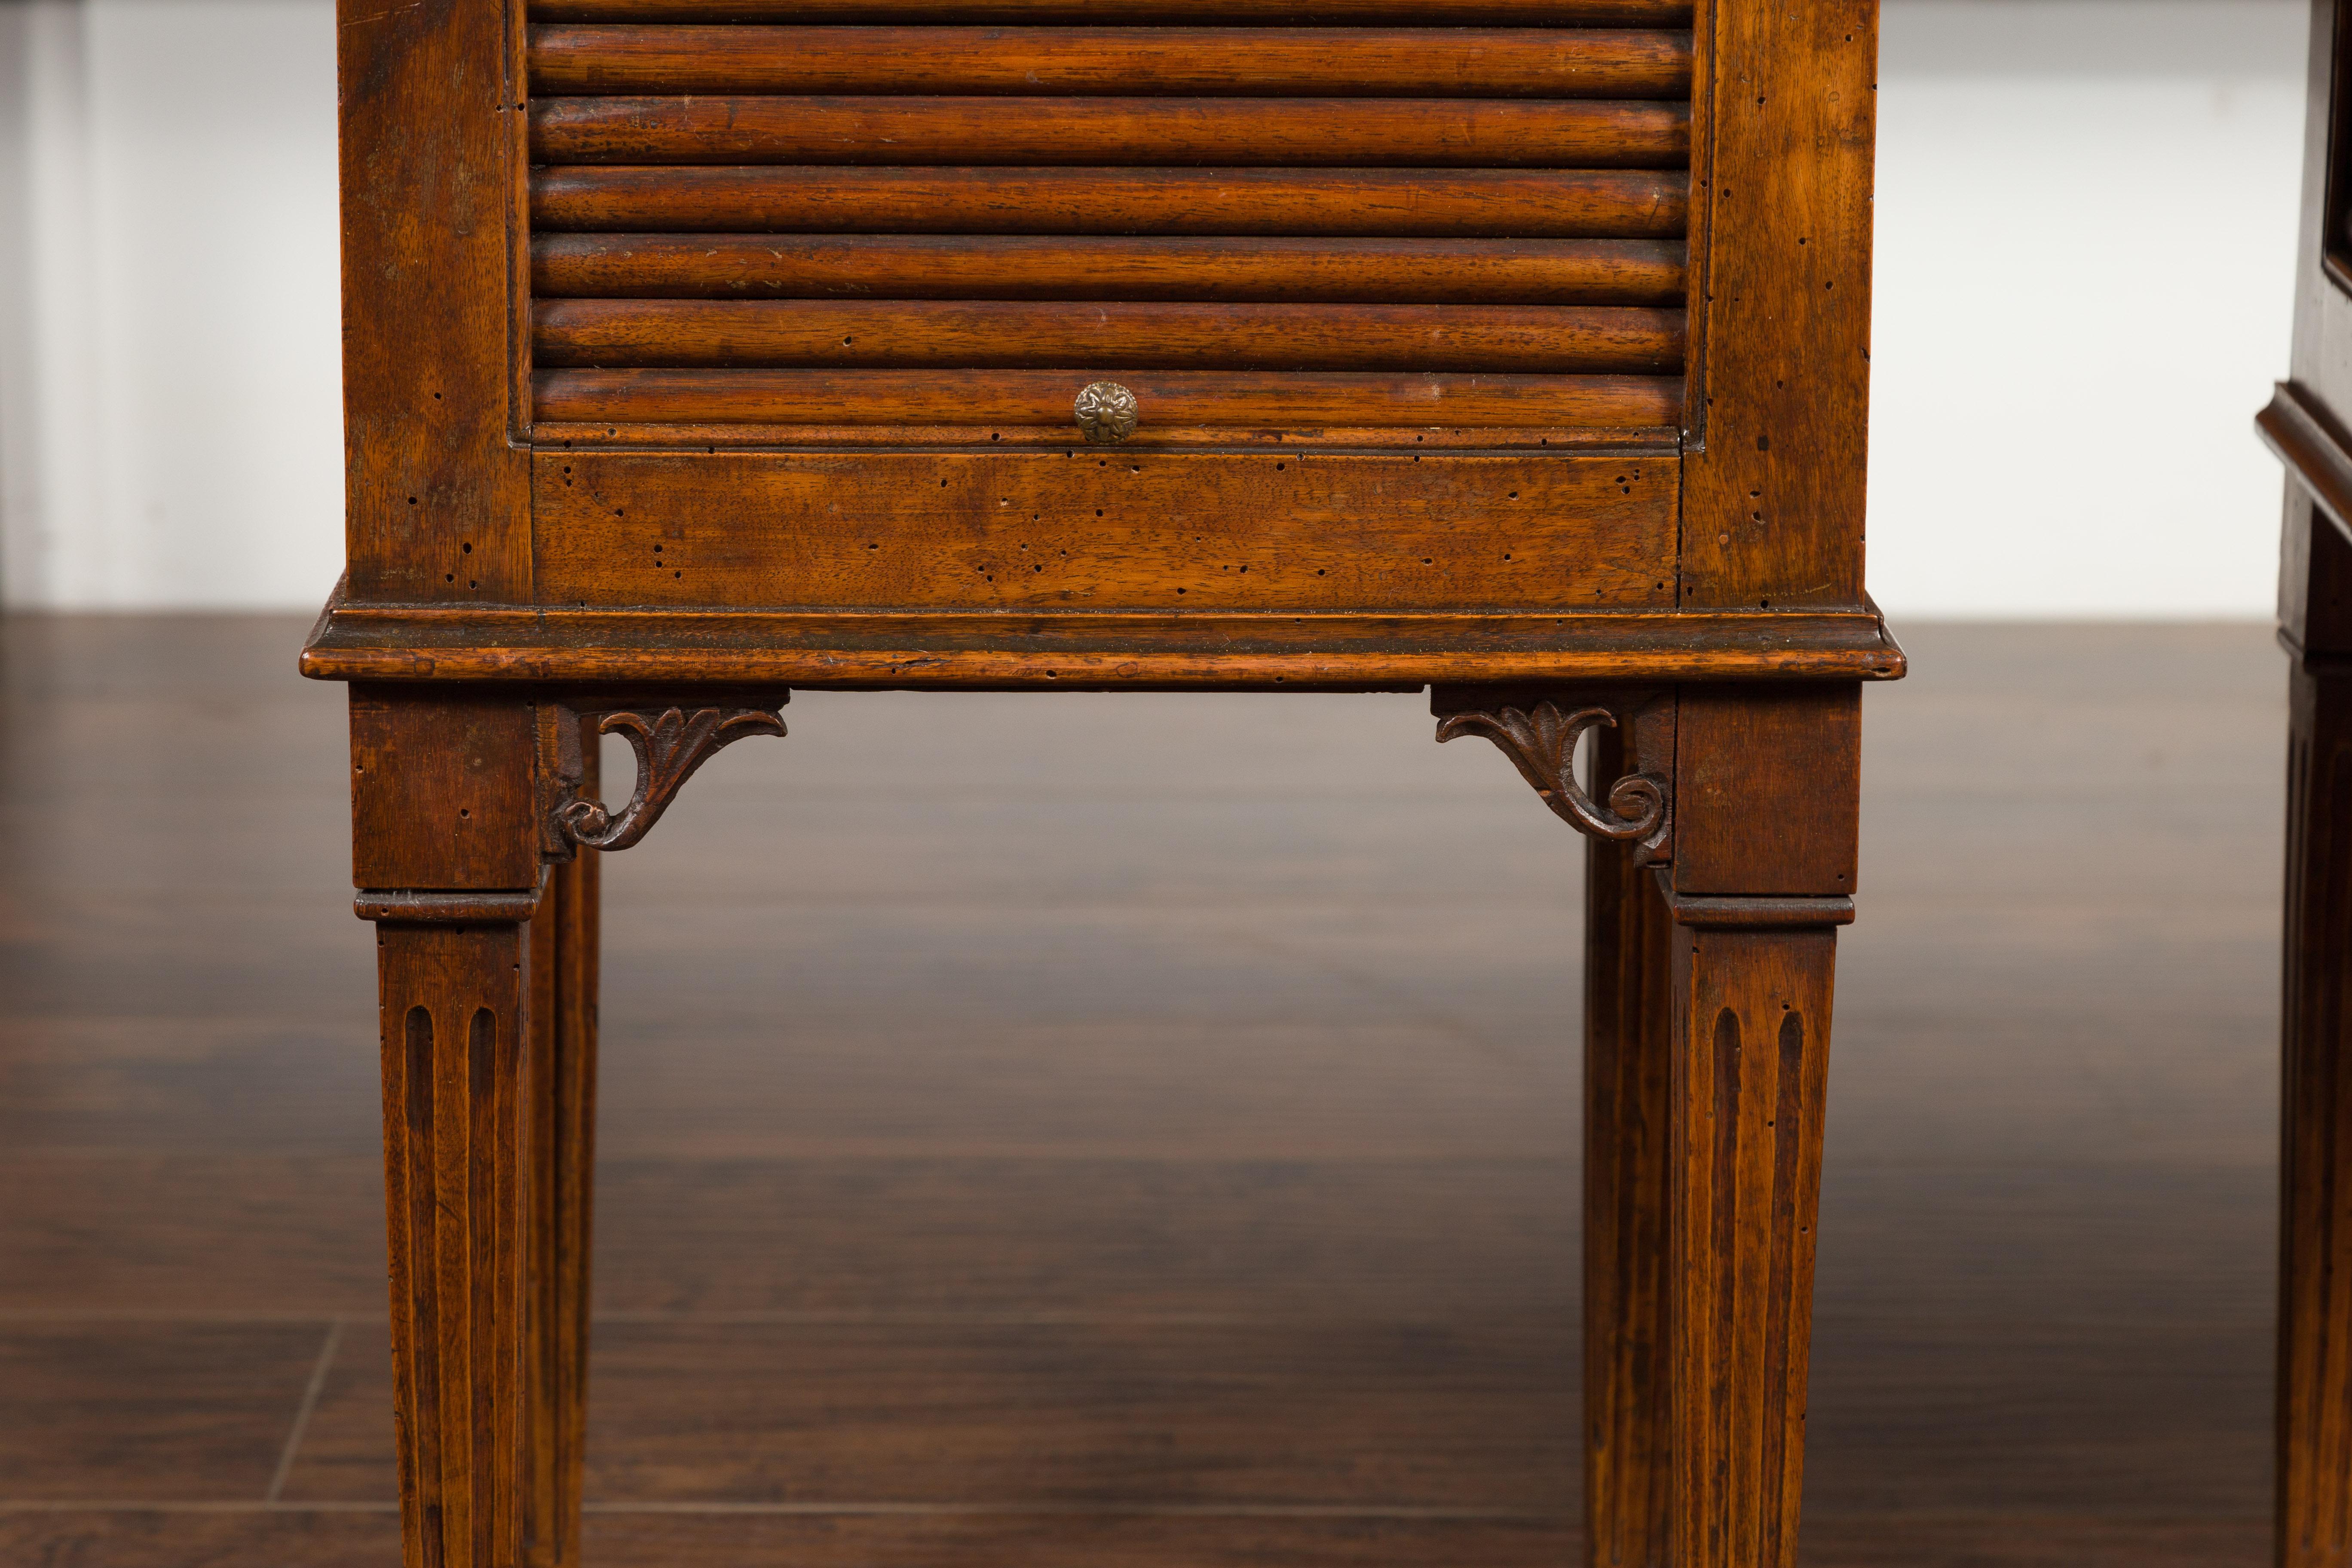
[1869,0,2309,618]
[0,0,2317,613]
[0,0,343,609]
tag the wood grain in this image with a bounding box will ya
[524,836,599,1568]
[532,299,1685,374]
[338,0,530,601]
[1676,0,1877,608]
[325,0,1889,1553]
[526,25,1693,98]
[524,419,1674,450]
[300,604,1905,686]
[295,1315,1576,1506]
[531,366,1681,427]
[1671,684,1862,897]
[0,1513,2269,1568]
[1669,923,1837,1568]
[349,689,540,892]
[2281,654,2352,1568]
[0,1513,1577,1568]
[1584,727,1675,1568]
[528,447,1677,612]
[528,96,1690,167]
[531,235,1688,305]
[579,1158,1574,1319]
[532,0,1693,24]
[0,1323,330,1498]
[377,920,533,1568]
[582,1515,1579,1568]
[0,616,2296,1568]
[531,166,1689,238]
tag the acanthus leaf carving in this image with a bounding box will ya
[1432,689,1674,864]
[544,698,787,854]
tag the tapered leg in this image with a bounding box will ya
[1584,729,1675,1568]
[378,918,534,1568]
[525,821,599,1568]
[1660,686,1858,1568]
[1432,681,1849,1566]
[1666,919,1835,1568]
[2281,656,2352,1568]
[353,688,544,1568]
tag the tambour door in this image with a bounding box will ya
[340,0,1875,625]
[518,0,1693,613]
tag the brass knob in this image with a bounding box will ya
[1074,381,1139,444]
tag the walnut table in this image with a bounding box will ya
[300,0,1904,1561]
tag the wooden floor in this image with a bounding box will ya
[0,617,2284,1567]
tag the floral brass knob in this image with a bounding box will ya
[1074,381,1139,445]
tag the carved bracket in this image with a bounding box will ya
[1430,687,1675,864]
[539,694,788,856]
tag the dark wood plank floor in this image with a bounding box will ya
[0,617,2281,1566]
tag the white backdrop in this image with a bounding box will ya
[1871,1,2307,617]
[0,0,343,609]
[0,0,2315,613]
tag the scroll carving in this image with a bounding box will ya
[1432,689,1674,864]
[542,698,787,854]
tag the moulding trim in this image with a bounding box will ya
[356,875,548,924]
[2261,381,2352,551]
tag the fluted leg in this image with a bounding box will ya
[1660,684,1858,1568]
[1666,915,1836,1568]
[354,688,543,1568]
[378,918,533,1568]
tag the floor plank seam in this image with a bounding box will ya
[263,1317,343,1504]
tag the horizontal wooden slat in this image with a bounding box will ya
[529,419,1669,448]
[532,167,1687,237]
[532,0,1693,26]
[532,235,1687,303]
[527,26,1692,98]
[530,448,1676,611]
[529,97,1688,167]
[534,298,1682,372]
[532,367,1682,426]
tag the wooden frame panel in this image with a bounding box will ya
[532,449,1678,611]
[2300,0,2352,395]
[1676,0,1877,610]
[340,0,532,603]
